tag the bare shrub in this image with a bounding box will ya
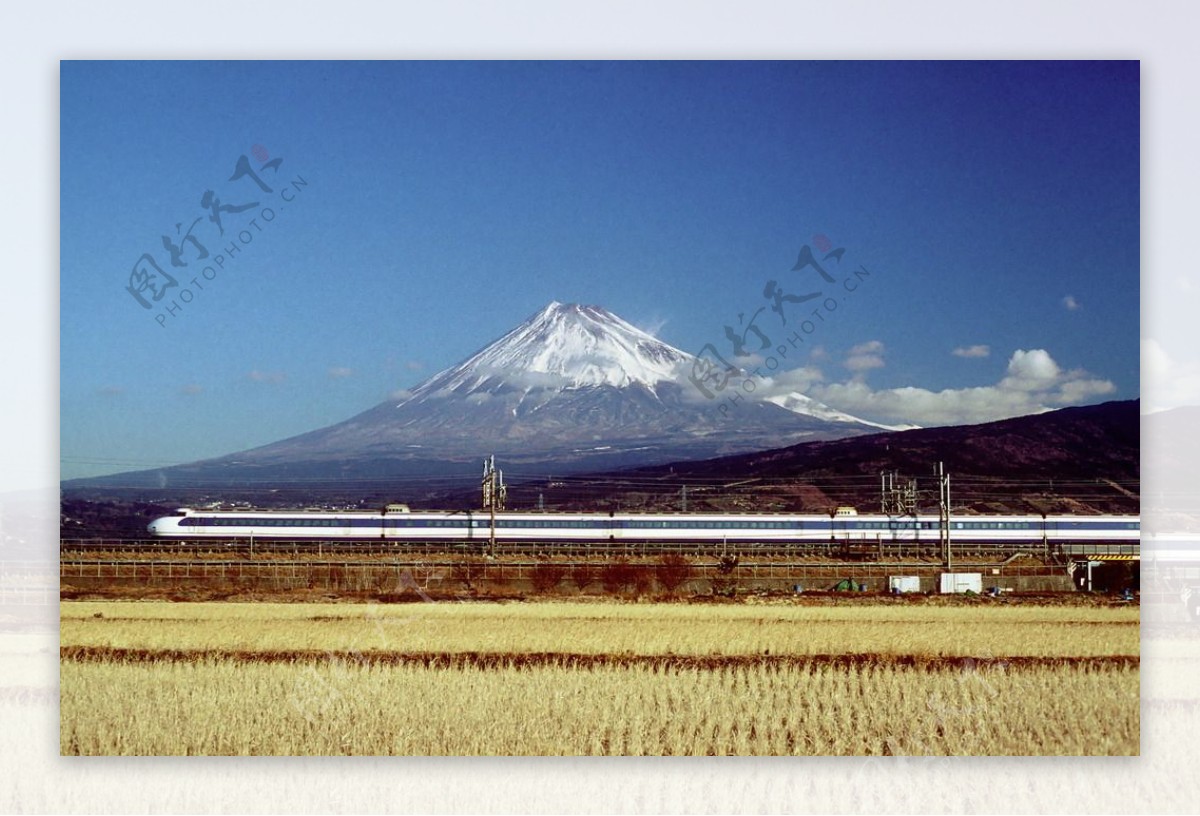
[655,553,693,595]
[568,564,596,592]
[451,558,485,592]
[631,566,653,597]
[600,559,636,594]
[530,562,567,594]
[712,553,739,597]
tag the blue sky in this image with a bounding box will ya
[61,60,1140,480]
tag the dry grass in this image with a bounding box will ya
[60,601,1139,658]
[59,600,1140,756]
[60,656,1138,756]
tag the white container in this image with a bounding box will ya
[939,572,983,594]
[889,575,921,594]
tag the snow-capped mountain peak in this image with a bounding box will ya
[409,302,690,398]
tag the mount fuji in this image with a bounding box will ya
[73,302,902,493]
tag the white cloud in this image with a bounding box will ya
[999,348,1061,391]
[952,345,990,359]
[248,370,286,384]
[1063,295,1081,311]
[328,367,353,379]
[849,340,884,354]
[751,365,826,398]
[845,340,885,374]
[1055,375,1119,405]
[803,348,1115,427]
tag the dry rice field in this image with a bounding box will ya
[60,600,1139,756]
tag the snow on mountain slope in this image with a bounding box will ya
[764,392,918,431]
[406,302,690,399]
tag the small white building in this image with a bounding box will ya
[939,572,983,594]
[889,575,921,594]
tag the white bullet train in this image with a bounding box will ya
[147,507,1140,548]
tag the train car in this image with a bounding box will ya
[147,507,1140,549]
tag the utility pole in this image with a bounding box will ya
[936,461,951,570]
[681,485,688,513]
[482,455,507,558]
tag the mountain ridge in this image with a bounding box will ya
[515,399,1138,515]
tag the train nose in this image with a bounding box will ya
[147,520,159,534]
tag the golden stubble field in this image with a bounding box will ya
[59,600,1140,756]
